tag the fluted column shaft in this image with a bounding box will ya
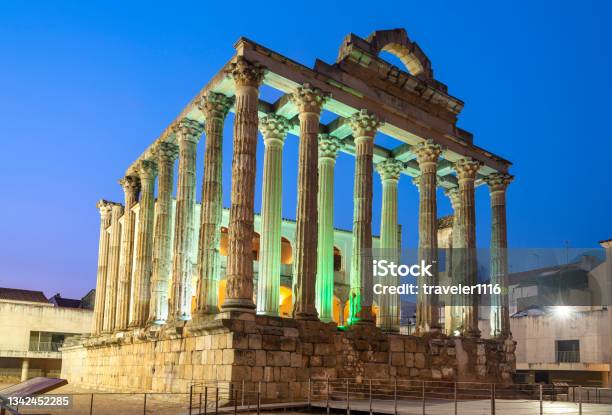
[486,173,513,338]
[291,84,328,320]
[222,57,264,312]
[316,135,342,322]
[455,158,481,337]
[115,176,140,330]
[376,159,403,331]
[348,110,380,324]
[445,187,463,333]
[195,93,232,316]
[149,143,178,324]
[414,141,442,334]
[256,115,289,316]
[170,119,203,320]
[93,201,113,334]
[102,203,124,333]
[130,160,157,327]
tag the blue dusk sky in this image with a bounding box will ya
[0,1,610,298]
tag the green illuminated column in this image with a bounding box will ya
[485,173,513,338]
[130,160,157,328]
[455,158,481,337]
[93,200,113,334]
[194,92,232,317]
[348,110,381,325]
[316,134,342,322]
[375,158,403,331]
[149,142,178,325]
[115,175,140,331]
[102,203,124,333]
[256,114,290,316]
[170,118,203,321]
[414,140,442,334]
[291,83,328,320]
[222,57,265,312]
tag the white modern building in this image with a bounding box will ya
[0,288,93,382]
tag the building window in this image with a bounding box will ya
[29,331,69,352]
[555,340,580,363]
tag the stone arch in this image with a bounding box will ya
[281,236,293,265]
[366,29,433,80]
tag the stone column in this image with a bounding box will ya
[316,134,342,323]
[485,173,513,338]
[20,358,29,382]
[149,142,178,324]
[194,92,233,317]
[444,187,463,334]
[348,110,381,324]
[291,84,328,320]
[115,176,140,331]
[93,200,113,334]
[221,57,265,312]
[102,203,124,333]
[129,160,157,328]
[414,140,442,334]
[376,158,403,332]
[455,158,481,337]
[256,114,290,316]
[170,118,204,321]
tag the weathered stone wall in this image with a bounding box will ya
[61,315,515,399]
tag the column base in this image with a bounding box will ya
[220,298,256,313]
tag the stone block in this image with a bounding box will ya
[415,353,425,369]
[262,335,281,350]
[405,338,417,352]
[290,352,301,368]
[249,334,262,349]
[255,350,266,366]
[391,352,404,366]
[405,353,415,367]
[284,327,299,337]
[314,343,332,355]
[267,351,291,367]
[281,337,297,352]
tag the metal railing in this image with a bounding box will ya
[556,350,580,363]
[1,379,611,415]
[28,340,62,352]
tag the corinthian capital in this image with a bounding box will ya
[137,159,158,181]
[155,141,179,164]
[454,158,481,181]
[198,92,233,120]
[96,199,114,220]
[318,134,343,159]
[376,159,403,181]
[227,56,265,88]
[414,140,442,166]
[444,187,460,210]
[173,118,204,144]
[484,172,514,192]
[119,175,141,195]
[291,83,329,114]
[348,110,381,138]
[259,113,290,141]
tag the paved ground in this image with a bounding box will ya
[311,397,612,415]
[2,382,612,415]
